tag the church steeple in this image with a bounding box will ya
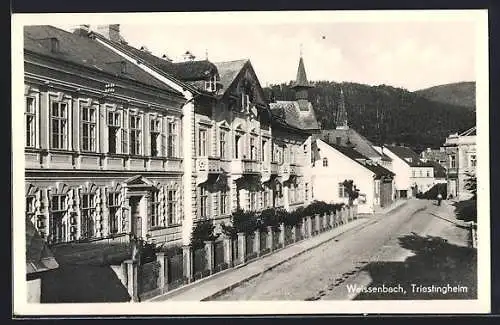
[335,88,348,130]
[291,55,313,101]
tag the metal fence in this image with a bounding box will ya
[193,246,209,280]
[138,260,160,299]
[272,230,280,250]
[285,226,294,245]
[246,235,257,261]
[167,251,184,290]
[213,240,227,273]
[232,238,240,266]
[260,231,270,255]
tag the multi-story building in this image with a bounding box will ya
[443,126,476,200]
[23,24,317,250]
[420,147,448,168]
[24,25,189,246]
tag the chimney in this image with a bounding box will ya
[162,54,173,62]
[140,46,152,54]
[71,24,90,36]
[96,24,122,43]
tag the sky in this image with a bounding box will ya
[54,12,478,91]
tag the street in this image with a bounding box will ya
[212,199,477,300]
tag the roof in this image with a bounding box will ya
[426,160,447,178]
[386,145,435,167]
[270,100,320,131]
[291,56,313,89]
[324,141,395,179]
[320,128,385,160]
[24,25,181,95]
[26,219,59,275]
[213,59,248,94]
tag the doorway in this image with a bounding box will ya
[129,196,142,238]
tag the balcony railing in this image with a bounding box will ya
[447,167,458,177]
[290,163,302,176]
[270,162,279,175]
[196,156,223,174]
[242,159,262,174]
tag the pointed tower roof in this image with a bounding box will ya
[291,56,313,89]
[335,88,348,130]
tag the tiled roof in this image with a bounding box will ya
[320,128,383,160]
[24,26,181,95]
[270,100,320,131]
[26,219,59,274]
[386,145,435,167]
[213,59,248,94]
[324,141,395,179]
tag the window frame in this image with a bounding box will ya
[167,189,178,225]
[25,97,36,148]
[150,117,161,158]
[80,105,97,152]
[107,110,122,154]
[50,100,68,150]
[150,189,161,228]
[198,128,208,157]
[129,114,142,155]
[49,194,67,244]
[167,120,178,158]
[199,186,209,219]
[107,191,122,234]
[80,192,96,239]
[323,157,329,167]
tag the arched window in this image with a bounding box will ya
[323,157,328,167]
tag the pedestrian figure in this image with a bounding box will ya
[437,193,443,206]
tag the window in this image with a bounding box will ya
[167,120,177,158]
[470,154,477,167]
[220,189,228,215]
[250,137,257,160]
[249,192,258,211]
[241,93,250,111]
[150,189,160,228]
[219,131,226,159]
[129,115,142,155]
[205,74,218,92]
[81,193,95,239]
[150,118,161,157]
[426,170,430,177]
[25,97,36,147]
[450,155,456,168]
[26,195,36,223]
[167,190,178,224]
[262,140,267,162]
[338,183,348,198]
[199,186,208,218]
[235,134,241,159]
[50,101,67,149]
[50,194,67,243]
[81,106,97,152]
[108,191,121,234]
[263,190,270,208]
[107,111,121,154]
[323,157,328,167]
[305,183,309,201]
[198,129,207,157]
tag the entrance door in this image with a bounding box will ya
[129,196,142,238]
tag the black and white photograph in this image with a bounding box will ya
[12,10,490,315]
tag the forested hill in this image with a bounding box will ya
[263,81,475,153]
[414,81,476,110]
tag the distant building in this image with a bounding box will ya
[443,126,476,200]
[312,139,395,214]
[382,146,435,198]
[420,147,448,168]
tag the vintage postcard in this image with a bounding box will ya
[12,10,490,316]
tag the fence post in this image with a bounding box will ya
[315,214,320,234]
[124,260,139,302]
[307,216,313,238]
[342,207,348,224]
[156,252,166,293]
[322,214,327,230]
[237,232,246,264]
[254,229,261,257]
[301,220,306,239]
[291,224,297,243]
[223,235,233,268]
[267,226,274,252]
[279,223,285,247]
[204,241,215,275]
[182,245,193,283]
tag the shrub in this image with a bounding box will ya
[227,209,260,235]
[259,208,282,230]
[191,220,219,249]
[285,207,304,226]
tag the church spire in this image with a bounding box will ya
[335,87,348,130]
[291,55,313,101]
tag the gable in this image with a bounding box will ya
[225,61,267,107]
[316,140,374,177]
[123,175,155,187]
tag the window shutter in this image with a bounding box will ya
[121,128,129,154]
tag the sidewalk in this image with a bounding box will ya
[149,201,409,302]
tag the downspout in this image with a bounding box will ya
[180,91,200,246]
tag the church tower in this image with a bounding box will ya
[291,56,314,110]
[335,88,348,130]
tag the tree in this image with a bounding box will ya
[342,180,360,206]
[464,172,477,200]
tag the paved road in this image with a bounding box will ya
[213,199,476,301]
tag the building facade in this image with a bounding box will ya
[443,126,476,200]
[312,139,394,214]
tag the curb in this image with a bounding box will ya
[202,217,376,301]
